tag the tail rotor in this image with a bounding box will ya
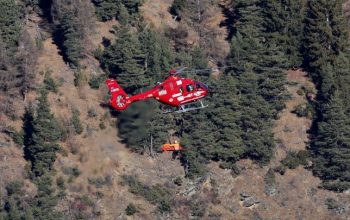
[106,79,130,111]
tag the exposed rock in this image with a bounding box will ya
[325,198,349,214]
[265,184,278,196]
[240,192,250,198]
[92,202,103,216]
[0,141,11,147]
[242,197,260,207]
[240,192,260,208]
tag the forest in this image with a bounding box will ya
[1,0,350,219]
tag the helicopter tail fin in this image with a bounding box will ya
[106,79,130,111]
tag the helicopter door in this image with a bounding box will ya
[169,82,174,91]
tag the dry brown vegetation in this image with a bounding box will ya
[1,1,350,219]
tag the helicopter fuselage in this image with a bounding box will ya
[148,75,208,107]
[106,75,208,111]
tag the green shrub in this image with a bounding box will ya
[99,121,106,130]
[92,0,119,21]
[93,46,104,60]
[321,181,350,192]
[63,166,81,177]
[87,108,97,118]
[88,176,109,188]
[56,176,65,189]
[122,175,173,213]
[173,176,183,186]
[219,162,241,176]
[81,195,94,207]
[292,104,308,117]
[74,69,84,87]
[6,181,23,196]
[72,109,84,134]
[190,201,206,217]
[158,200,171,213]
[274,165,286,175]
[7,127,24,147]
[292,103,314,118]
[88,75,104,89]
[96,191,104,199]
[44,72,58,93]
[264,168,276,186]
[281,150,309,169]
[169,0,187,18]
[125,203,137,216]
[297,88,305,96]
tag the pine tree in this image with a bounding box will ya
[92,0,119,21]
[332,53,350,111]
[100,27,146,93]
[238,70,275,163]
[303,0,347,79]
[24,90,62,177]
[122,0,143,14]
[139,29,175,77]
[207,75,244,163]
[19,90,63,219]
[311,91,350,191]
[60,10,82,67]
[0,0,22,49]
[262,0,304,67]
[180,133,206,178]
[304,1,350,192]
[227,0,287,115]
[224,0,287,164]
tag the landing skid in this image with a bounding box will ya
[162,101,208,114]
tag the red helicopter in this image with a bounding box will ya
[106,68,209,113]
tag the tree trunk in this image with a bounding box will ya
[150,134,154,158]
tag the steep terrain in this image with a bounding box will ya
[1,1,350,219]
[32,19,186,218]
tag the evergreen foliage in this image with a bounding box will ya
[227,0,287,116]
[125,203,137,215]
[59,10,82,67]
[122,175,172,213]
[1,181,31,220]
[43,72,59,93]
[24,90,62,177]
[262,0,304,67]
[311,91,350,191]
[92,0,144,21]
[139,29,175,76]
[92,0,119,21]
[2,90,63,219]
[88,75,105,89]
[0,0,22,49]
[281,150,309,169]
[225,0,287,164]
[302,0,348,80]
[71,109,84,135]
[238,70,275,163]
[100,27,146,93]
[169,0,187,20]
[303,0,350,192]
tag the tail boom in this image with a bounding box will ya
[106,79,130,111]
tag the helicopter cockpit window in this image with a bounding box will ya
[196,82,208,90]
[186,84,194,92]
